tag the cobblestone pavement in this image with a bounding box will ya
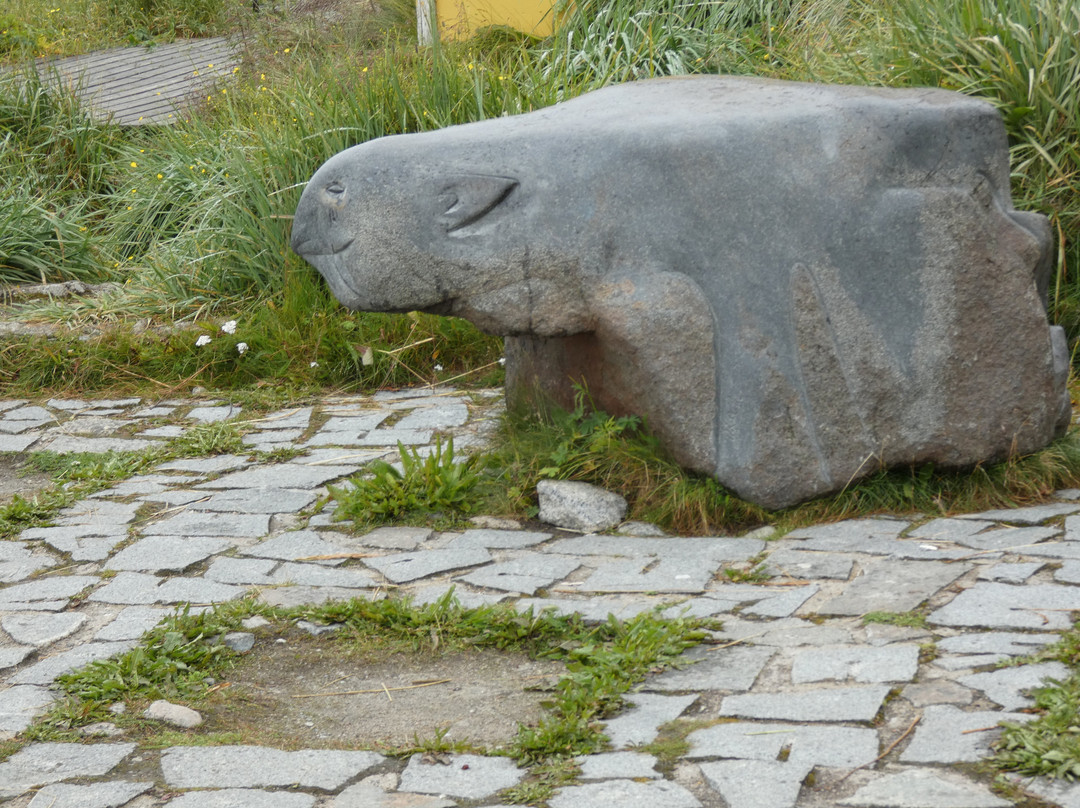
[3,390,1080,807]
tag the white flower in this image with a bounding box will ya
[498,357,506,366]
[221,320,238,334]
[310,361,318,368]
[195,335,212,347]
[236,342,249,355]
[434,364,443,372]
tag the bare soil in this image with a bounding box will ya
[0,456,51,507]
[200,630,566,752]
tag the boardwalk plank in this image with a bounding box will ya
[3,37,242,126]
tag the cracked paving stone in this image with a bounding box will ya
[929,582,1080,630]
[161,746,385,789]
[183,487,320,514]
[548,779,702,808]
[815,559,969,616]
[900,705,1034,763]
[790,643,920,684]
[88,571,245,605]
[165,789,317,808]
[699,759,812,808]
[25,781,153,808]
[241,530,350,564]
[704,583,820,618]
[365,547,492,584]
[0,742,136,798]
[0,575,99,610]
[957,662,1069,710]
[142,510,270,538]
[956,503,1080,524]
[459,555,580,594]
[979,562,1045,583]
[601,693,699,748]
[688,721,879,768]
[575,557,720,593]
[719,686,891,722]
[1010,775,1080,808]
[19,525,128,561]
[2,612,87,646]
[643,644,775,692]
[331,780,456,808]
[106,535,233,571]
[398,753,522,800]
[838,767,1012,807]
[195,463,359,490]
[0,686,55,734]
[764,547,855,580]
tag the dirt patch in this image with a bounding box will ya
[0,456,51,507]
[201,632,566,751]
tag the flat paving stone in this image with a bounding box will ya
[686,721,879,767]
[355,526,434,550]
[93,606,169,640]
[0,644,35,669]
[143,510,270,537]
[719,686,891,722]
[790,644,920,684]
[956,503,1080,523]
[20,524,128,561]
[838,768,1012,807]
[577,751,661,780]
[398,753,522,799]
[929,582,1080,630]
[0,685,55,734]
[26,781,152,808]
[183,487,319,513]
[643,644,775,692]
[155,455,252,474]
[900,705,1033,763]
[332,779,456,807]
[242,531,348,564]
[88,571,245,605]
[784,518,909,549]
[33,435,156,454]
[548,779,702,808]
[901,680,975,707]
[936,632,1058,659]
[9,640,136,685]
[705,583,821,618]
[394,402,469,429]
[575,557,720,593]
[0,575,99,609]
[1011,775,1080,808]
[186,404,241,422]
[353,428,433,446]
[601,693,699,748]
[0,742,136,798]
[205,557,279,584]
[270,562,377,589]
[106,535,232,571]
[460,555,580,594]
[698,759,811,808]
[544,535,764,561]
[258,585,380,608]
[165,790,316,808]
[365,547,492,583]
[0,434,39,451]
[160,745,385,789]
[815,559,969,616]
[445,529,554,549]
[764,548,855,580]
[195,463,359,490]
[957,662,1069,710]
[1,612,86,646]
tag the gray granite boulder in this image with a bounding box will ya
[292,76,1067,509]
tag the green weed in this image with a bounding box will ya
[861,611,930,629]
[329,437,483,526]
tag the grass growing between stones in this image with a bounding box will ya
[490,395,1080,535]
[0,420,249,539]
[994,622,1080,781]
[20,592,714,767]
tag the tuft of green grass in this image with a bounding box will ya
[329,437,483,527]
[861,611,930,629]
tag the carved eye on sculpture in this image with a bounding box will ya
[321,181,348,211]
[437,174,518,234]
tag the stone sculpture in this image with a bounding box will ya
[291,76,1070,509]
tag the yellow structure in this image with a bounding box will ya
[427,0,558,40]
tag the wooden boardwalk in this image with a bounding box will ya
[8,37,242,126]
